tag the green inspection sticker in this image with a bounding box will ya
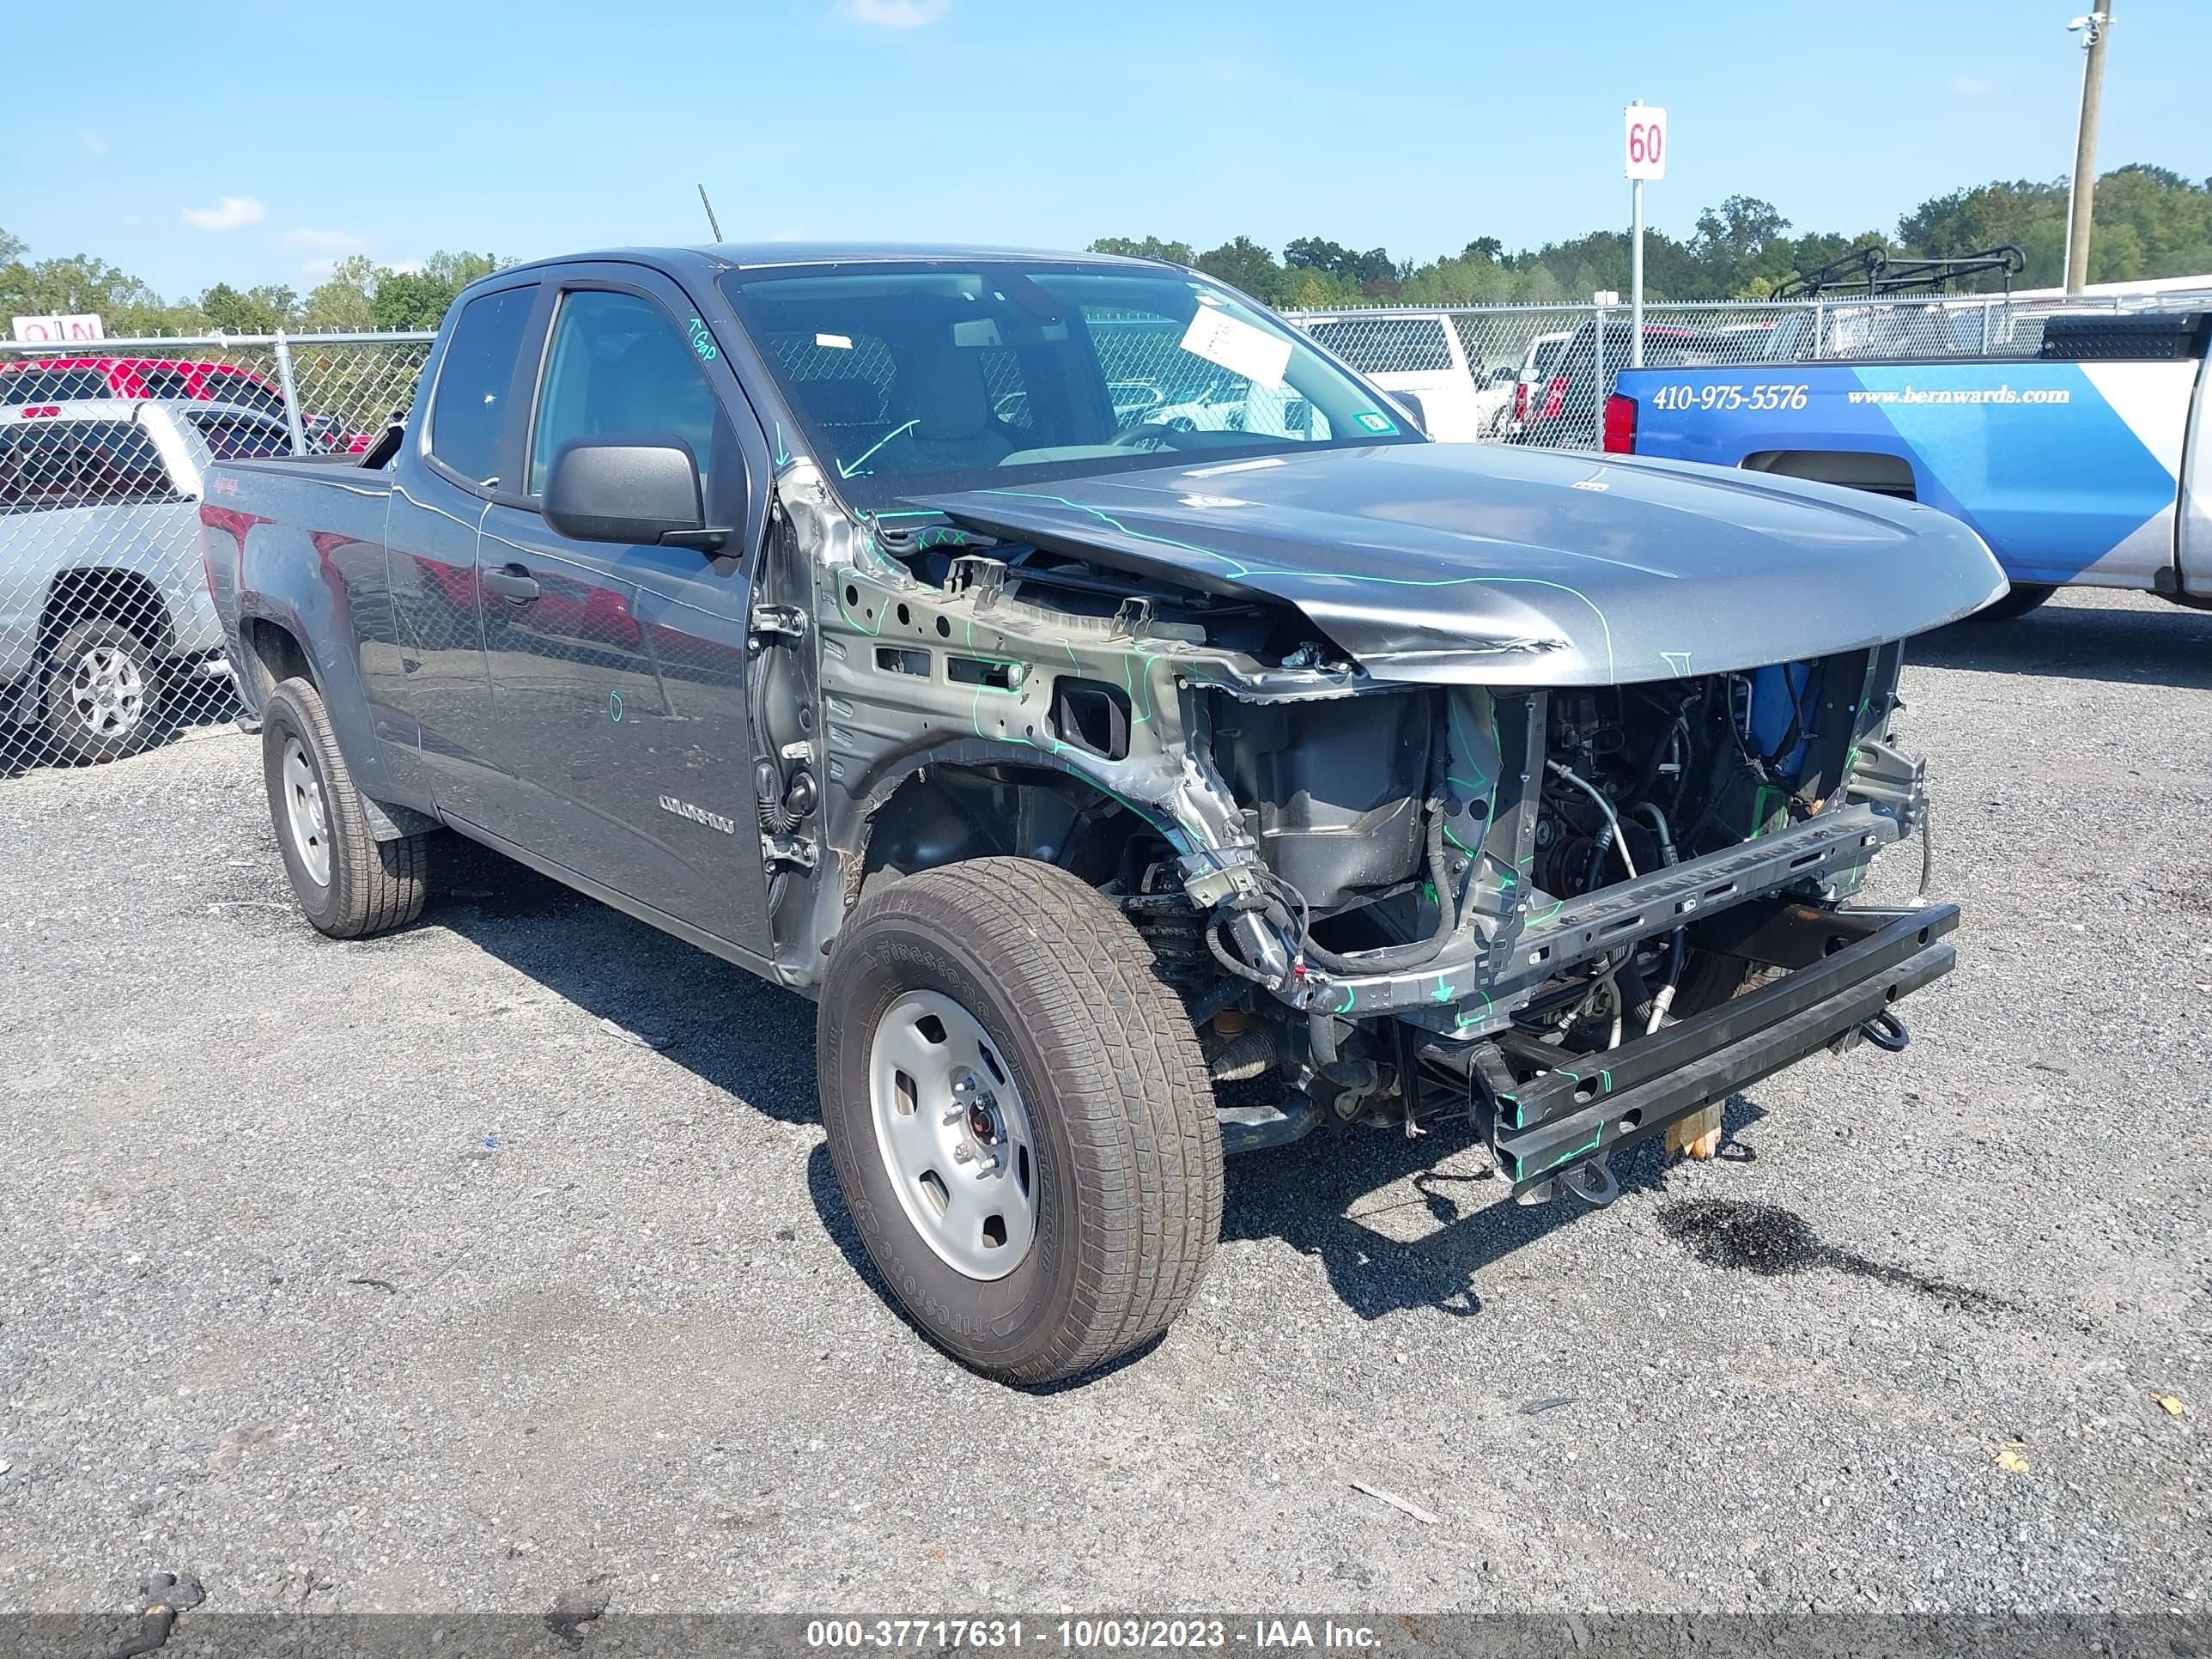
[1354,410,1399,434]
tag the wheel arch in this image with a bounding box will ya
[854,752,1182,905]
[1741,448,1919,500]
[40,565,177,656]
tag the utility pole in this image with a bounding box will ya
[2063,5,2112,295]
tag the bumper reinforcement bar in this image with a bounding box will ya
[1486,902,1958,1194]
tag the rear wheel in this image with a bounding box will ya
[1970,581,2056,623]
[41,617,160,764]
[817,857,1221,1385]
[262,676,428,938]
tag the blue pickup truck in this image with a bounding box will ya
[1609,311,2212,619]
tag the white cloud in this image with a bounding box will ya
[182,196,268,232]
[843,0,947,27]
[1951,75,1996,98]
[387,259,426,276]
[78,131,107,155]
[285,227,369,255]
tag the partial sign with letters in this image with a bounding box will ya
[11,313,106,344]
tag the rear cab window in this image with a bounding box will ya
[0,420,179,510]
[1303,316,1456,375]
[186,411,295,460]
[427,285,538,489]
[1,368,115,404]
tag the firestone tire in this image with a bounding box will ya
[817,857,1222,1386]
[261,676,428,939]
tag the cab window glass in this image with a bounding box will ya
[428,285,536,487]
[528,289,717,498]
[0,420,175,508]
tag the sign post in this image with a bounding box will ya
[1624,102,1667,368]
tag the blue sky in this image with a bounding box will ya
[11,0,2209,298]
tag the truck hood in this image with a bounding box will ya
[916,443,2007,684]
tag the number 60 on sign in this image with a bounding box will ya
[1625,105,1667,180]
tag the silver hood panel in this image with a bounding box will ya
[919,442,2008,684]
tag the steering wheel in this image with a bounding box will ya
[1108,422,1185,451]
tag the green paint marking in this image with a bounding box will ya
[1443,823,1477,855]
[1661,650,1692,676]
[1537,1128,1606,1175]
[1525,899,1564,928]
[836,419,918,479]
[773,422,791,467]
[685,318,719,362]
[1451,991,1494,1032]
[608,690,623,723]
[1431,978,1454,1005]
[835,580,885,638]
[1335,985,1357,1014]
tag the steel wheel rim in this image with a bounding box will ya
[282,737,332,887]
[68,644,145,738]
[866,988,1037,1280]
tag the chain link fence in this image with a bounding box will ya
[1284,289,2212,450]
[0,331,428,775]
[1,289,2201,776]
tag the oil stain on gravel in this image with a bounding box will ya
[1658,1199,2013,1313]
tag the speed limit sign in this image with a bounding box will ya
[1625,105,1668,180]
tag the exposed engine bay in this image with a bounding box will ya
[741,453,1952,1206]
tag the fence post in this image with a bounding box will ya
[1980,297,1996,356]
[1813,300,1827,360]
[271,331,311,456]
[1591,299,1608,442]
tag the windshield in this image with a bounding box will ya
[718,260,1422,510]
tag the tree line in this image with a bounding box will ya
[1097,165,2212,307]
[0,236,511,337]
[3,163,2209,339]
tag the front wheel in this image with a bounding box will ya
[817,858,1222,1385]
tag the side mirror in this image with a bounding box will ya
[1491,364,1516,385]
[1387,391,1429,436]
[542,437,726,550]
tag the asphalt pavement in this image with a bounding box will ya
[0,587,2205,1617]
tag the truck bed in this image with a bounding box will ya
[1611,318,2212,601]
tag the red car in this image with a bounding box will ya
[0,356,371,453]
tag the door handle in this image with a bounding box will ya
[482,562,540,603]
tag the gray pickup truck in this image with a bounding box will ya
[202,244,2003,1383]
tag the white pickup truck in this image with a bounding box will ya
[1296,311,1516,440]
[0,399,285,763]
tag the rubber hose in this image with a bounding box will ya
[1298,793,1459,976]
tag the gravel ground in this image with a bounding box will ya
[0,586,2205,1617]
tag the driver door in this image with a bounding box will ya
[469,271,774,950]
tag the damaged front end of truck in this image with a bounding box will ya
[747,435,2004,1206]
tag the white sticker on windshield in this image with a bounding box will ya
[1179,307,1291,390]
[815,332,853,349]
